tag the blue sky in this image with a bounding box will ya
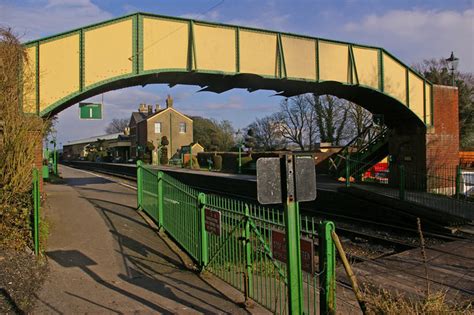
[1,0,473,147]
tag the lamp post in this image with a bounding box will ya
[50,139,57,175]
[235,130,244,174]
[445,51,459,87]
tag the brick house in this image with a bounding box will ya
[129,95,193,159]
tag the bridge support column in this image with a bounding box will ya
[388,85,459,191]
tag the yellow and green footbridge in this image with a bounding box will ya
[23,12,433,129]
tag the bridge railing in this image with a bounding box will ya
[136,161,337,314]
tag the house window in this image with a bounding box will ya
[154,122,162,133]
[179,122,186,133]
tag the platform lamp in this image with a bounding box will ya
[235,129,244,174]
[50,139,57,175]
[445,51,459,87]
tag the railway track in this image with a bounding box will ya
[64,163,470,255]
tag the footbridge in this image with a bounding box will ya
[23,12,432,128]
[23,12,459,200]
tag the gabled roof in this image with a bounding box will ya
[131,112,148,124]
[145,107,193,122]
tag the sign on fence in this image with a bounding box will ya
[271,229,314,273]
[205,208,221,236]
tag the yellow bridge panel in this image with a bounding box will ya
[409,71,424,122]
[84,19,133,87]
[194,24,236,73]
[383,52,406,106]
[239,30,277,77]
[319,41,349,83]
[425,83,432,125]
[39,34,79,112]
[353,47,379,89]
[143,17,188,71]
[281,36,316,80]
[22,46,37,113]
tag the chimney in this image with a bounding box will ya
[147,105,153,115]
[166,95,173,108]
[155,103,161,113]
[138,103,147,113]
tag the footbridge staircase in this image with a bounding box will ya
[329,124,389,179]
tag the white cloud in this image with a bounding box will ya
[343,9,474,72]
[0,0,113,41]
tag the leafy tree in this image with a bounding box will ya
[192,116,235,151]
[105,118,129,134]
[413,58,474,148]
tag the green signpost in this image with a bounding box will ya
[79,102,102,119]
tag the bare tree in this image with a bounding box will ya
[346,101,373,137]
[277,95,317,150]
[310,95,350,145]
[247,114,286,150]
[105,118,129,134]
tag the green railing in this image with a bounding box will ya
[136,161,337,314]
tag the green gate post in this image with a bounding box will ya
[285,199,304,314]
[243,205,253,301]
[399,165,405,201]
[157,170,164,228]
[198,193,209,268]
[345,153,350,188]
[455,165,462,199]
[319,221,336,314]
[32,168,40,256]
[238,144,242,174]
[53,148,58,175]
[137,160,143,209]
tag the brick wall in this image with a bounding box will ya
[426,85,459,171]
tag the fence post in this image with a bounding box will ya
[455,165,462,199]
[157,170,164,228]
[319,221,336,315]
[243,204,253,302]
[285,200,303,314]
[137,160,143,209]
[32,168,40,256]
[198,193,209,268]
[399,165,405,200]
[345,153,350,188]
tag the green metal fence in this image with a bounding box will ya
[32,168,40,255]
[337,155,474,218]
[136,162,336,314]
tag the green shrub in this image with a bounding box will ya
[160,147,169,165]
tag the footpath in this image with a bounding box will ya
[33,165,256,314]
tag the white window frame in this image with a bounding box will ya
[179,122,186,133]
[154,122,162,134]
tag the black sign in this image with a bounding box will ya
[271,229,315,274]
[205,208,221,236]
